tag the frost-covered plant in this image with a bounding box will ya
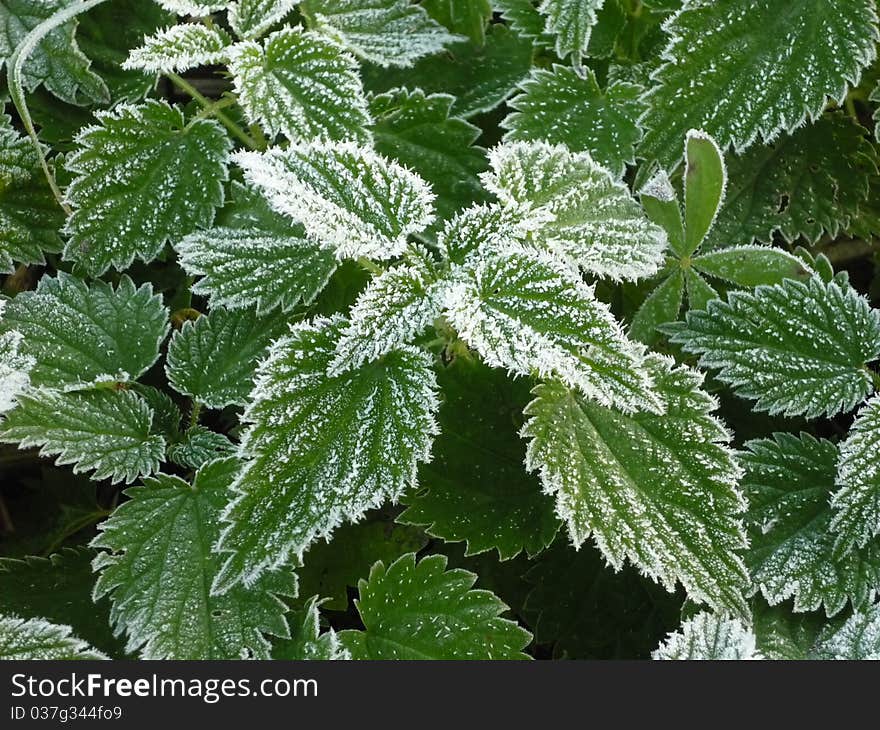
[2,0,880,661]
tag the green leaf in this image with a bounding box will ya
[639,170,684,254]
[177,182,338,314]
[213,316,439,592]
[0,388,165,484]
[743,434,880,617]
[234,141,435,260]
[167,426,236,470]
[0,116,64,273]
[123,23,231,73]
[706,115,878,248]
[639,0,880,169]
[502,65,644,177]
[0,548,123,657]
[831,396,880,554]
[483,141,667,281]
[0,311,33,415]
[630,268,684,345]
[272,597,348,659]
[301,0,462,67]
[361,23,534,118]
[154,0,228,13]
[537,0,603,62]
[813,604,880,660]
[227,25,371,142]
[692,246,813,288]
[64,100,231,277]
[296,520,428,610]
[666,277,880,419]
[495,0,554,46]
[522,355,749,616]
[166,307,288,409]
[400,358,561,560]
[339,553,532,659]
[683,130,726,256]
[92,458,295,659]
[0,0,109,106]
[229,0,298,40]
[443,243,662,414]
[423,0,491,45]
[683,267,718,311]
[0,273,169,390]
[652,612,758,660]
[370,88,488,226]
[0,614,107,659]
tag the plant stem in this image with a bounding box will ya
[167,73,259,150]
[189,401,203,429]
[356,257,384,275]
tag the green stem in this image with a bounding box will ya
[192,94,238,122]
[167,73,259,150]
[7,0,110,214]
[189,401,203,429]
[356,256,384,275]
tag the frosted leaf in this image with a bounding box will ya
[691,246,814,289]
[227,25,371,143]
[176,182,337,314]
[437,202,532,266]
[338,553,532,659]
[495,0,555,46]
[831,397,880,553]
[0,309,33,415]
[0,0,109,106]
[234,141,435,261]
[212,316,439,592]
[422,0,491,45]
[0,273,169,390]
[166,306,287,409]
[652,613,759,660]
[640,0,880,169]
[331,261,443,374]
[483,141,667,281]
[743,434,880,617]
[665,277,880,419]
[229,0,297,39]
[0,615,107,660]
[370,88,488,226]
[537,0,604,62]
[502,65,645,177]
[0,115,64,273]
[443,242,662,414]
[523,355,749,615]
[813,604,880,660]
[122,23,231,73]
[92,458,295,659]
[301,0,463,68]
[153,0,227,14]
[273,597,348,659]
[166,425,235,470]
[64,100,231,277]
[707,114,879,248]
[683,129,727,257]
[0,388,165,484]
[629,269,684,346]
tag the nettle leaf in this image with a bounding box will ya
[666,277,880,419]
[0,0,109,106]
[64,100,231,277]
[400,358,561,560]
[177,182,337,314]
[502,65,644,177]
[153,1,228,13]
[301,0,462,68]
[707,115,878,248]
[167,426,235,470]
[213,316,439,592]
[273,597,348,659]
[640,0,880,168]
[483,142,667,281]
[235,141,435,260]
[166,307,288,409]
[0,273,169,390]
[0,116,64,273]
[831,396,880,554]
[496,0,554,45]
[652,612,759,660]
[370,88,488,225]
[330,261,442,374]
[339,553,532,659]
[813,603,880,660]
[443,243,662,414]
[743,434,880,617]
[227,25,372,142]
[0,388,165,484]
[423,0,491,45]
[92,458,295,660]
[0,615,107,660]
[229,0,298,40]
[0,299,33,415]
[537,0,603,62]
[522,355,749,616]
[122,23,231,73]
